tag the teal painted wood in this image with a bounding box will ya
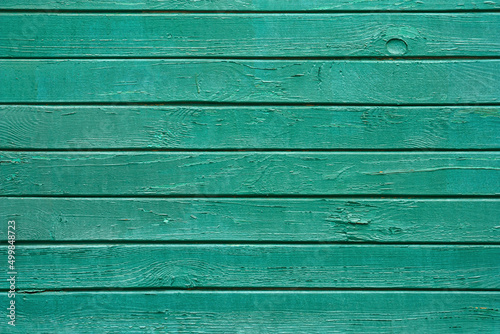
[2,198,499,242]
[2,14,500,57]
[1,292,498,333]
[1,152,499,196]
[1,245,498,289]
[1,60,499,103]
[0,2,498,332]
[1,106,499,149]
[1,0,499,11]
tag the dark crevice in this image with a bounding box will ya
[1,148,500,152]
[8,287,500,294]
[3,240,500,246]
[1,101,500,107]
[1,56,500,60]
[1,9,500,14]
[1,194,499,199]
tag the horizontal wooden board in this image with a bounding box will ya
[2,106,499,149]
[2,292,499,333]
[2,14,499,57]
[1,60,499,103]
[1,245,499,289]
[1,198,499,242]
[1,0,499,11]
[1,152,499,196]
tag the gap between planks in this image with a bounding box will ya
[2,57,500,60]
[8,287,500,293]
[2,102,500,107]
[6,195,500,198]
[3,241,500,246]
[2,149,500,152]
[1,10,500,14]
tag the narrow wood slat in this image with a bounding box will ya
[1,152,499,196]
[2,14,499,57]
[2,106,499,149]
[1,245,498,289]
[4,292,498,333]
[2,198,499,242]
[1,0,499,11]
[1,60,499,103]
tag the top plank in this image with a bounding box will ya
[1,14,499,58]
[0,0,499,11]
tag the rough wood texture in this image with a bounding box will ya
[2,14,499,57]
[1,198,499,242]
[2,292,498,333]
[1,0,499,11]
[1,244,499,289]
[1,3,499,332]
[1,106,499,149]
[1,152,499,196]
[1,60,499,103]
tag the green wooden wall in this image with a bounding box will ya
[1,1,499,333]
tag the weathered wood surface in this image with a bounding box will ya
[2,14,499,57]
[1,152,499,196]
[1,0,499,11]
[1,106,499,149]
[0,1,498,333]
[2,292,498,333]
[1,60,499,103]
[1,245,499,289]
[1,198,499,242]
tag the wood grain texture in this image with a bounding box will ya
[2,292,499,333]
[1,245,499,289]
[1,152,499,196]
[1,106,499,149]
[1,0,499,11]
[2,198,499,242]
[0,1,498,332]
[1,60,499,103]
[2,13,499,57]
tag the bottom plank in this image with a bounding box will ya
[2,292,498,333]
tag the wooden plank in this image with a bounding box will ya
[2,292,499,333]
[1,152,499,196]
[1,245,499,289]
[2,14,499,57]
[1,60,499,103]
[1,0,499,11]
[2,106,499,149]
[2,198,499,242]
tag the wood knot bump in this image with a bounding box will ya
[386,38,408,55]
